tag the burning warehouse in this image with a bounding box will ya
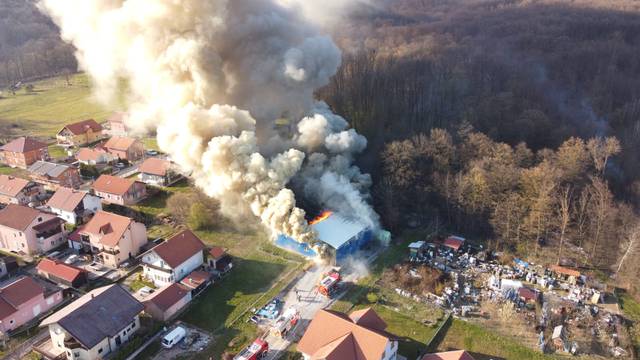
[276,211,373,265]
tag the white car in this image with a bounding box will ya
[115,162,126,169]
[64,254,79,264]
[146,150,158,156]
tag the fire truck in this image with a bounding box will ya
[317,268,341,298]
[233,338,269,360]
[271,307,300,338]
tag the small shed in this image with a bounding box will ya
[36,258,88,288]
[180,270,212,296]
[408,241,426,258]
[552,325,566,351]
[518,287,539,303]
[550,265,581,284]
[443,236,465,251]
[143,283,192,322]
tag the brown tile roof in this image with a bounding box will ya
[138,158,170,177]
[1,137,47,153]
[144,283,190,311]
[80,211,132,247]
[37,258,86,283]
[349,308,387,331]
[297,308,395,360]
[208,246,226,259]
[92,175,136,196]
[32,217,64,232]
[0,175,30,197]
[0,204,45,231]
[179,270,212,290]
[61,119,102,135]
[75,147,110,162]
[421,350,476,360]
[46,187,88,212]
[0,276,45,319]
[150,230,205,268]
[549,265,581,278]
[41,284,143,349]
[104,136,138,151]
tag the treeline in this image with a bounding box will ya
[379,127,640,290]
[0,0,76,88]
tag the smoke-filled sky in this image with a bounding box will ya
[39,0,379,245]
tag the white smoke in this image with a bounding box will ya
[39,0,379,244]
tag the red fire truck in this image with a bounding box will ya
[233,338,269,360]
[317,268,341,297]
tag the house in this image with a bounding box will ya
[37,258,88,288]
[420,350,476,360]
[28,161,82,190]
[0,137,49,169]
[0,175,44,205]
[0,276,63,334]
[103,137,143,161]
[276,212,373,265]
[56,119,103,147]
[75,211,147,268]
[0,255,18,278]
[46,187,102,225]
[179,270,212,296]
[92,175,146,205]
[298,307,398,360]
[39,284,143,360]
[142,229,206,287]
[137,158,180,186]
[207,246,233,275]
[143,283,192,322]
[0,204,66,255]
[106,112,129,137]
[75,148,115,166]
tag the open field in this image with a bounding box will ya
[0,74,122,137]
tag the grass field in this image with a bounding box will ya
[0,74,122,137]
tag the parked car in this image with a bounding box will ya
[88,262,104,271]
[115,162,126,169]
[146,150,158,156]
[64,254,79,264]
[139,286,155,297]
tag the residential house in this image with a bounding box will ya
[28,161,82,190]
[38,284,143,360]
[36,258,88,288]
[137,158,180,186]
[76,211,147,268]
[56,120,103,147]
[142,229,206,287]
[46,187,102,225]
[0,255,18,278]
[92,175,146,205]
[0,137,49,169]
[207,246,233,275]
[143,283,191,322]
[106,112,129,137]
[75,148,115,166]
[297,308,399,360]
[420,351,476,360]
[0,276,63,334]
[179,270,212,296]
[0,204,66,255]
[103,137,143,161]
[0,175,44,205]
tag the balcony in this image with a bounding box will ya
[100,248,120,256]
[63,337,84,350]
[143,261,173,273]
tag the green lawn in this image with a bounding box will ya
[618,291,640,354]
[0,74,123,137]
[131,179,191,218]
[48,144,68,160]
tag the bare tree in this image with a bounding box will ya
[556,186,573,264]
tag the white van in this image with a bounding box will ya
[161,326,187,349]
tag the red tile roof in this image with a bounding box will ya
[297,308,396,360]
[47,187,87,212]
[179,270,212,290]
[76,147,111,162]
[1,137,47,153]
[138,158,170,177]
[104,136,138,151]
[443,236,465,251]
[421,350,476,360]
[208,246,226,259]
[92,175,136,196]
[150,230,205,268]
[0,204,46,231]
[549,265,581,278]
[80,211,133,247]
[37,258,86,283]
[61,119,102,135]
[144,283,190,311]
[0,276,45,319]
[0,175,30,197]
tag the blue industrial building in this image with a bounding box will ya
[275,213,373,265]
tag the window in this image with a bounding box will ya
[98,348,103,354]
[131,321,135,328]
[74,352,79,357]
[37,217,42,222]
[9,320,14,324]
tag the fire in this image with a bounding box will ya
[310,210,333,225]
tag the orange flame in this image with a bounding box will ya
[310,211,333,225]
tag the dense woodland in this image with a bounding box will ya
[5,0,640,294]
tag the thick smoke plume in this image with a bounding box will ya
[39,0,379,244]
